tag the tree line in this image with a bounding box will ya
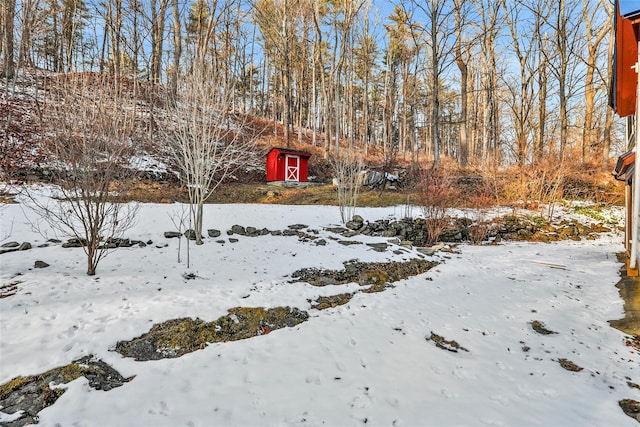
[1,0,615,169]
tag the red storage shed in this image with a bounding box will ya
[612,0,640,275]
[266,147,312,183]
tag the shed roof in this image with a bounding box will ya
[266,147,312,157]
[620,0,640,20]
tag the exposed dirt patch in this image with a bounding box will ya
[530,320,558,335]
[619,399,640,423]
[0,282,19,298]
[115,306,309,361]
[427,332,469,353]
[558,358,583,372]
[310,293,355,310]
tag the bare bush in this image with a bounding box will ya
[166,65,257,245]
[332,148,365,224]
[467,189,493,245]
[25,74,139,276]
[417,168,460,245]
[501,158,567,219]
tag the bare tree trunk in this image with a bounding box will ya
[582,0,608,164]
[18,0,37,69]
[312,0,331,159]
[454,0,468,167]
[535,33,548,164]
[602,16,614,170]
[431,17,441,168]
[557,0,568,161]
[2,0,15,79]
[168,0,181,105]
[150,0,164,84]
[109,0,123,91]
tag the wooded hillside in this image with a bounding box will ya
[0,0,617,170]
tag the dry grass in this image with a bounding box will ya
[117,180,412,207]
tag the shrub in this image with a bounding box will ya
[416,168,460,245]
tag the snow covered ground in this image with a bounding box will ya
[1,191,639,426]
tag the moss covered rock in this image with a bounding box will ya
[0,356,129,427]
[115,306,309,361]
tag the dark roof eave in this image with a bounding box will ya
[613,150,636,181]
[266,147,312,157]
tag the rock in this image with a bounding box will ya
[115,307,309,361]
[17,242,32,251]
[400,240,413,249]
[382,229,397,237]
[184,229,199,240]
[558,358,583,372]
[62,238,87,248]
[345,220,363,230]
[229,238,239,243]
[282,229,299,236]
[366,243,388,252]
[231,225,246,235]
[338,240,362,246]
[245,226,258,236]
[34,261,49,269]
[325,226,348,234]
[311,293,354,310]
[0,356,129,427]
[1,242,19,248]
[288,224,308,230]
[427,332,469,353]
[164,231,182,239]
[416,243,445,256]
[530,320,557,335]
[342,231,360,238]
[619,399,640,422]
[207,229,221,238]
[315,239,327,246]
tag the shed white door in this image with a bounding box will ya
[285,155,300,181]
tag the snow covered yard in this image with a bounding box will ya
[1,196,639,426]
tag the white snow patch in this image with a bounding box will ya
[0,196,638,426]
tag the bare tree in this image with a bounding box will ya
[453,0,470,166]
[167,65,257,245]
[581,0,609,164]
[26,74,138,276]
[501,0,540,167]
[332,148,364,224]
[409,0,455,168]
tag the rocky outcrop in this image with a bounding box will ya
[322,214,614,247]
[0,242,32,255]
[0,356,130,427]
[115,306,309,361]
